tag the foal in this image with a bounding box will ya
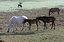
[36,16,56,30]
[22,19,39,31]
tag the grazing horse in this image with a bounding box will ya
[49,8,60,16]
[7,16,28,32]
[18,2,22,8]
[22,19,39,31]
[36,16,56,30]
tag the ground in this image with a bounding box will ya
[0,8,64,42]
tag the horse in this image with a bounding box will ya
[0,40,4,42]
[36,16,56,30]
[7,16,28,32]
[49,8,60,16]
[22,19,39,31]
[18,2,22,8]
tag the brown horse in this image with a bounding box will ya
[36,16,56,30]
[49,8,60,16]
[22,19,39,31]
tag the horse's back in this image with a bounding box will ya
[49,8,60,12]
[43,16,56,20]
[11,16,28,19]
[9,16,28,24]
[36,16,56,22]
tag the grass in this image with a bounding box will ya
[0,27,64,42]
[0,8,64,42]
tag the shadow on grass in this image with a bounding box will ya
[0,31,36,35]
[0,29,53,35]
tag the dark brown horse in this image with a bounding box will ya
[22,19,39,31]
[36,16,56,30]
[49,8,60,16]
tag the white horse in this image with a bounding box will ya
[7,16,28,32]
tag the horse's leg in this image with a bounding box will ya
[36,21,38,31]
[7,23,13,32]
[15,23,18,31]
[43,23,46,30]
[45,23,47,29]
[8,25,14,32]
[13,24,16,32]
[29,23,31,31]
[58,11,59,15]
[51,22,53,29]
[49,11,50,16]
[53,22,55,30]
[7,28,10,32]
[51,21,54,29]
[7,24,11,32]
[21,23,25,31]
[7,24,10,32]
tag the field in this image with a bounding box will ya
[0,8,64,42]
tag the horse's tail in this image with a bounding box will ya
[53,17,56,23]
